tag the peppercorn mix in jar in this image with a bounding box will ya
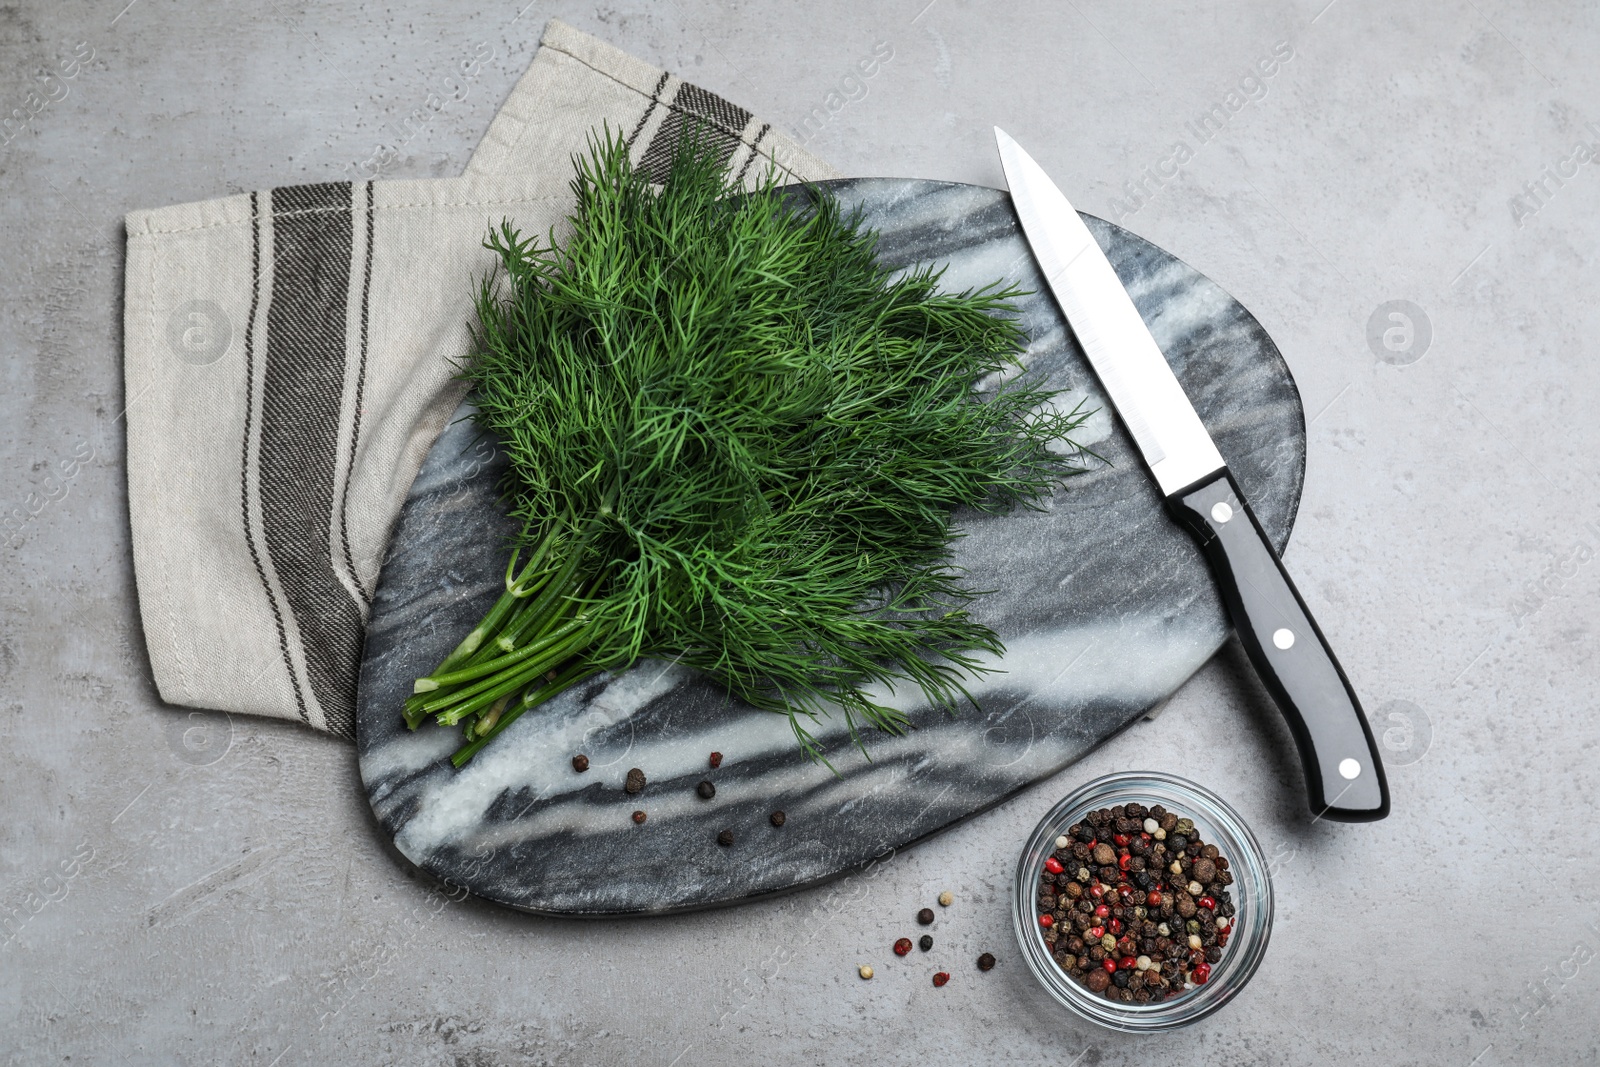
[1037,802,1236,1003]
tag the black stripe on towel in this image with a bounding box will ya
[626,71,672,150]
[336,180,375,610]
[241,190,312,726]
[260,181,363,738]
[637,81,753,184]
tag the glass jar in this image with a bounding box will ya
[1012,771,1273,1032]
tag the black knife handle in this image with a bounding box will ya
[1168,470,1390,822]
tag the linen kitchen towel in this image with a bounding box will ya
[123,19,837,737]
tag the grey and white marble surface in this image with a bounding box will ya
[355,177,1306,914]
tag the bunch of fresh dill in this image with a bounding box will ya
[405,127,1090,766]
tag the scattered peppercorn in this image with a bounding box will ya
[572,754,590,772]
[709,751,723,769]
[858,964,874,979]
[932,971,950,987]
[938,890,954,907]
[1039,803,1234,1002]
[696,780,716,800]
[917,907,935,926]
[769,810,786,827]
[977,952,997,972]
[919,935,933,952]
[717,829,734,847]
[624,768,646,794]
[632,810,647,824]
[894,937,913,956]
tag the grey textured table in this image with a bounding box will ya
[3,2,1598,1064]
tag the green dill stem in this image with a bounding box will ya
[483,560,594,659]
[430,656,552,727]
[403,566,600,728]
[473,694,511,738]
[418,625,583,717]
[451,662,594,766]
[418,615,590,691]
[433,622,601,726]
[424,534,556,684]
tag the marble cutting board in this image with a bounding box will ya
[356,178,1306,915]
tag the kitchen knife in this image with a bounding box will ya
[995,128,1389,822]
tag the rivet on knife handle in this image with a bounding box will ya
[1168,472,1390,822]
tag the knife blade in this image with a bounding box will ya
[995,128,1389,822]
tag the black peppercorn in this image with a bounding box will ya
[717,829,733,846]
[919,935,933,952]
[624,768,646,794]
[571,754,590,772]
[1112,969,1131,988]
[631,810,646,824]
[1168,834,1187,852]
[696,779,716,800]
[917,907,935,926]
[770,810,786,827]
[977,952,996,971]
